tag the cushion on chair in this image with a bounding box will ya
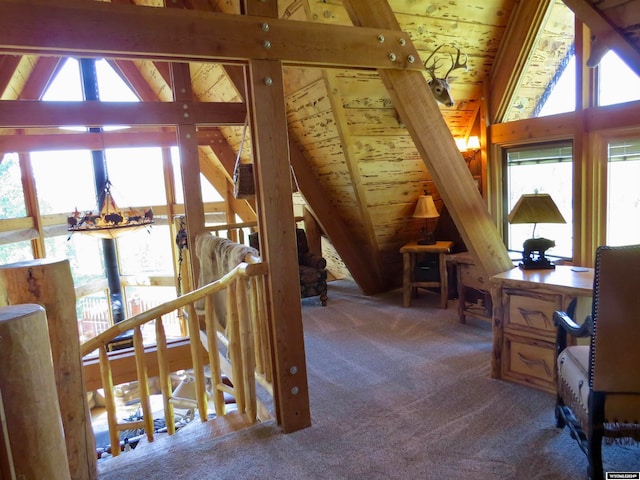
[559,345,640,439]
[558,345,590,428]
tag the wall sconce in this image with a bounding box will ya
[507,193,566,270]
[413,194,440,245]
[455,135,481,164]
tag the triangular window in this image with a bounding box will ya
[598,50,640,106]
[43,58,139,102]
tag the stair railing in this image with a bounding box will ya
[80,258,269,458]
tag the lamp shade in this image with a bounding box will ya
[466,135,481,150]
[507,193,566,224]
[413,195,440,219]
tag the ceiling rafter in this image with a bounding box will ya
[0,55,21,98]
[488,0,554,124]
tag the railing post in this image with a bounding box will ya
[0,305,72,479]
[0,259,97,479]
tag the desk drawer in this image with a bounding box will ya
[503,334,555,393]
[504,289,562,336]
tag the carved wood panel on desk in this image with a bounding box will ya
[490,266,594,394]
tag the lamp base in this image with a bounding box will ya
[520,237,556,270]
[417,232,436,245]
[519,259,556,270]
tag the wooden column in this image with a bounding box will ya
[0,304,71,480]
[244,0,311,433]
[171,61,205,289]
[0,259,96,480]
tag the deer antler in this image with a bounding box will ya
[423,44,446,80]
[444,47,468,80]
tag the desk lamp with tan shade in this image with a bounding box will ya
[508,193,566,269]
[413,193,440,245]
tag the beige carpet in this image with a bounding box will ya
[98,280,640,479]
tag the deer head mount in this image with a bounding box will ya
[424,45,469,107]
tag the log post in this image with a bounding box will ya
[0,259,97,480]
[0,304,72,479]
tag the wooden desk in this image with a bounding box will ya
[490,265,594,393]
[400,241,454,309]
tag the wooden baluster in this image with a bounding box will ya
[204,295,226,416]
[249,276,264,376]
[226,282,245,414]
[237,277,256,422]
[133,326,154,442]
[185,303,208,422]
[256,275,273,384]
[155,316,175,435]
[99,345,120,457]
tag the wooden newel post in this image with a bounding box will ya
[0,259,97,480]
[0,304,72,479]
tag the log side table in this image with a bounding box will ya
[400,240,454,309]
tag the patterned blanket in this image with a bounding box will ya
[194,232,258,329]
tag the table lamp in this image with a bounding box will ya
[413,194,440,245]
[507,193,566,269]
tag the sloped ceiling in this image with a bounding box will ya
[2,0,640,294]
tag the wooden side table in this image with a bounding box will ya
[400,240,454,309]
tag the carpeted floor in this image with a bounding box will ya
[98,280,639,479]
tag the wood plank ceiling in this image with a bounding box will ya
[2,0,640,293]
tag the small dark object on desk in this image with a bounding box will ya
[520,237,556,270]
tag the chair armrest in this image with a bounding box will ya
[553,298,592,354]
[553,311,592,338]
[300,252,327,270]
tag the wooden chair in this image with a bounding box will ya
[553,244,640,479]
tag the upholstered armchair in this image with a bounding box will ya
[249,228,328,306]
[553,244,640,479]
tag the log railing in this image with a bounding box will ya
[80,257,270,458]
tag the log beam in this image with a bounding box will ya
[0,99,246,128]
[0,0,420,71]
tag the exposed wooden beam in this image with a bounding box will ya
[321,70,386,290]
[0,124,272,153]
[0,100,246,128]
[563,0,640,76]
[0,55,21,97]
[249,56,311,433]
[171,63,205,288]
[18,56,62,101]
[0,0,420,71]
[342,0,513,279]
[488,0,554,124]
[289,138,383,295]
[0,130,177,152]
[110,59,163,101]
